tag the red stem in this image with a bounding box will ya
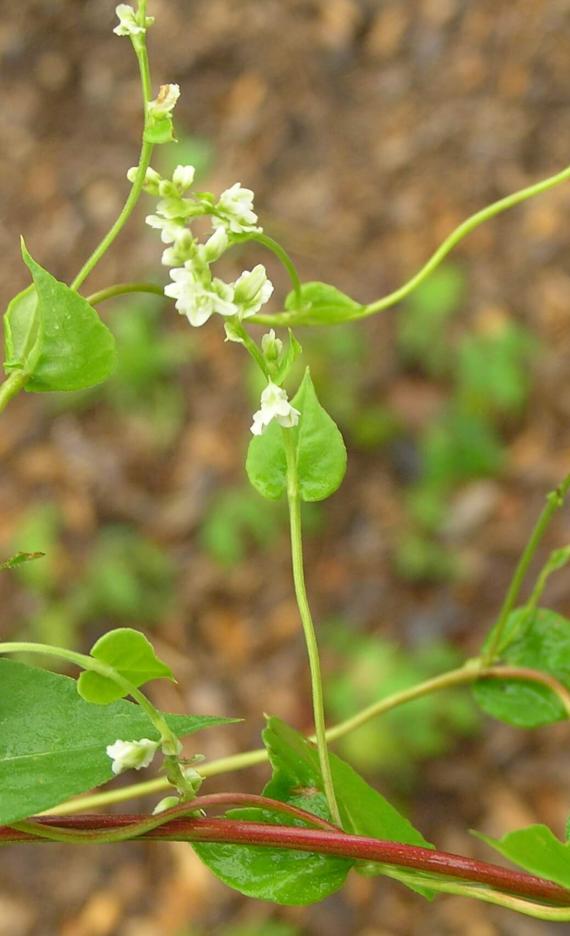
[2,814,569,907]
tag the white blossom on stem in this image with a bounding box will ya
[251,382,300,436]
[165,267,237,326]
[233,264,273,317]
[213,183,260,234]
[147,83,180,117]
[113,4,153,37]
[106,738,158,776]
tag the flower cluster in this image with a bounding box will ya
[134,163,273,328]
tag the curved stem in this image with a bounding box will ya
[70,34,154,292]
[282,429,341,826]
[238,232,302,307]
[4,815,570,915]
[483,474,570,664]
[43,661,569,816]
[87,282,164,306]
[251,162,570,328]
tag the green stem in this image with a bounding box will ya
[380,869,570,922]
[0,370,29,414]
[238,232,302,308]
[282,429,341,826]
[252,162,570,328]
[87,282,164,306]
[483,474,570,664]
[0,642,176,751]
[43,660,569,816]
[69,31,154,292]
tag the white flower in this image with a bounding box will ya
[165,267,238,326]
[127,165,161,195]
[233,264,273,317]
[213,183,260,234]
[106,738,158,776]
[145,214,187,244]
[113,4,153,37]
[148,83,180,117]
[251,382,300,436]
[172,165,196,193]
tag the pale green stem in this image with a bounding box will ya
[70,30,154,292]
[0,371,28,414]
[381,869,570,922]
[251,162,570,327]
[0,642,176,752]
[87,282,164,306]
[44,660,570,816]
[282,429,341,826]
[483,474,570,664]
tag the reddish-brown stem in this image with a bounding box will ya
[2,815,569,907]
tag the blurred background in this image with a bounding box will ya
[1,0,570,933]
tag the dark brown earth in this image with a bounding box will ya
[1,1,570,933]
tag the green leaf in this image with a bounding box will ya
[5,243,117,391]
[261,718,435,899]
[193,717,352,904]
[245,370,346,502]
[0,551,45,572]
[474,608,570,727]
[144,114,176,145]
[77,627,174,704]
[0,658,234,824]
[293,369,347,501]
[193,717,434,904]
[285,282,362,325]
[245,419,288,500]
[193,833,351,906]
[3,285,38,371]
[474,825,570,889]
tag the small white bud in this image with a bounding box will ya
[127,165,161,195]
[261,329,283,362]
[172,165,196,193]
[233,264,274,318]
[152,796,180,815]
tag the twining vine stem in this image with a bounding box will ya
[2,814,569,920]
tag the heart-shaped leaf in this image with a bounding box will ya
[77,627,174,704]
[3,244,117,391]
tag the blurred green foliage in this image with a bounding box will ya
[395,266,536,582]
[325,625,479,784]
[200,485,321,567]
[12,504,174,652]
[182,923,299,936]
